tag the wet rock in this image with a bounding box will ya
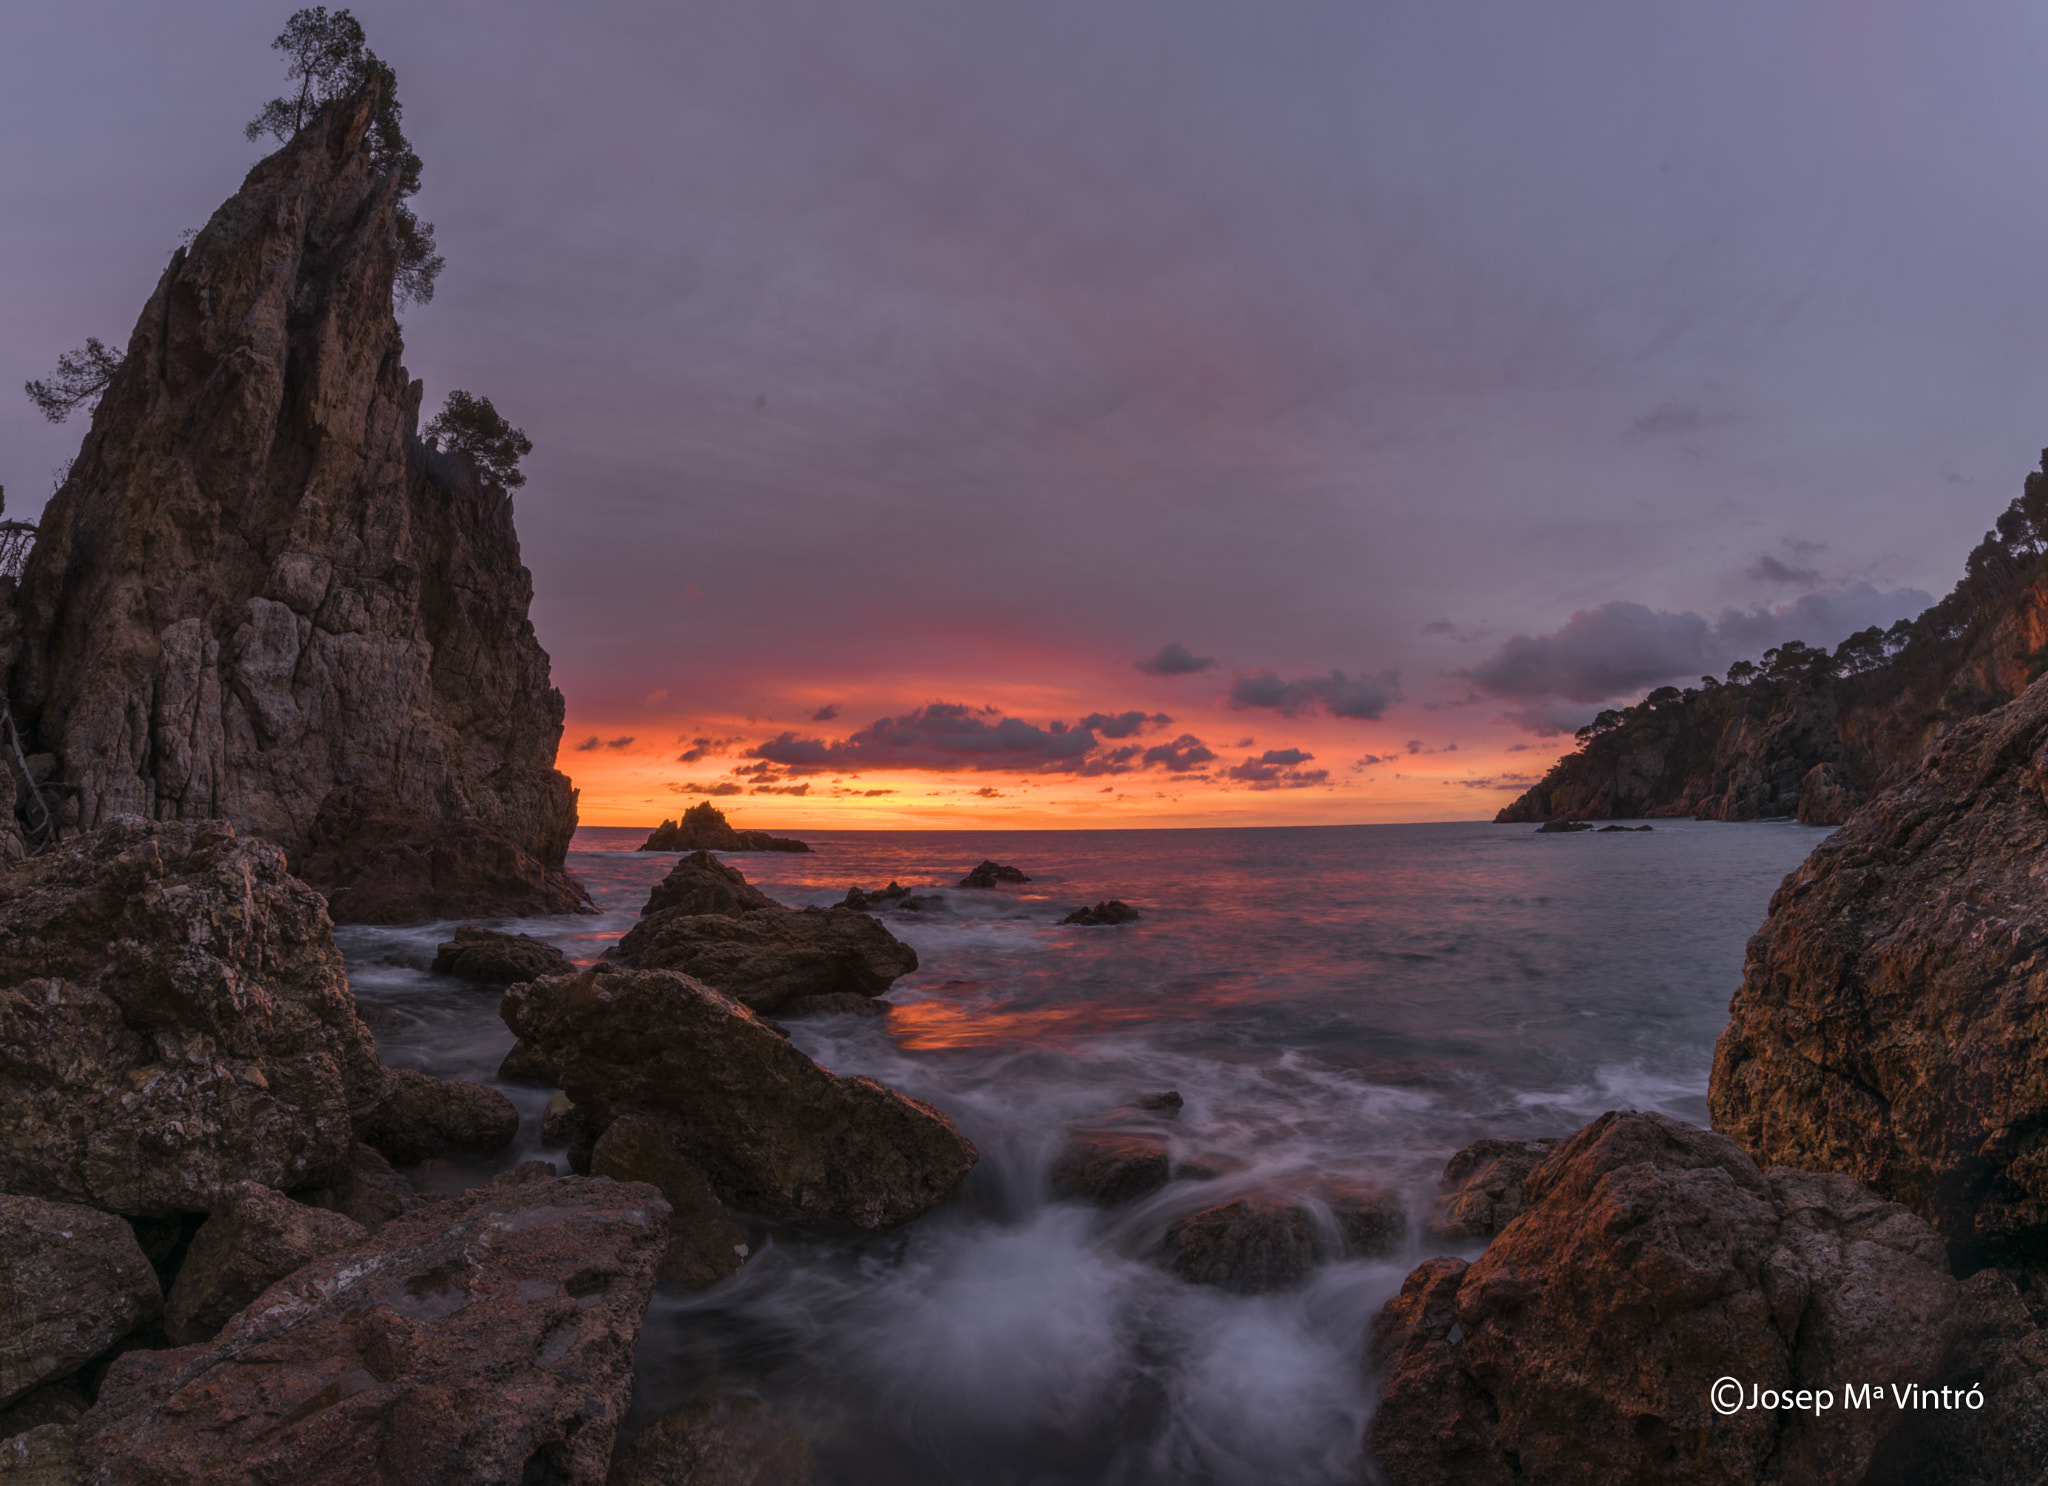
[959,860,1030,887]
[1159,1196,1316,1294]
[357,1067,519,1166]
[541,1092,599,1177]
[1533,819,1593,833]
[615,904,918,1016]
[0,1424,76,1484]
[496,1038,558,1086]
[1327,1181,1406,1257]
[11,87,583,923]
[841,881,910,911]
[0,1195,162,1409]
[0,819,383,1212]
[1710,674,2048,1268]
[162,1183,365,1346]
[640,804,809,853]
[1368,1111,1961,1486]
[1135,1090,1184,1115]
[591,1115,749,1290]
[429,925,570,985]
[1425,1136,1563,1241]
[781,992,889,1017]
[1796,759,1860,826]
[1061,900,1141,926]
[606,1395,818,1486]
[642,850,777,918]
[75,1167,668,1486]
[292,1142,429,1232]
[1049,1132,1171,1205]
[502,967,977,1230]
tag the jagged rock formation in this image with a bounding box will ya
[1498,451,2048,823]
[1709,673,2048,1270]
[8,85,583,922]
[640,803,808,853]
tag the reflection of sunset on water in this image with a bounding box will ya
[884,989,1203,1051]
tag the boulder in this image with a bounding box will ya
[0,818,383,1212]
[1795,760,1859,826]
[8,85,584,924]
[75,1166,667,1486]
[292,1142,430,1232]
[162,1183,365,1345]
[501,966,977,1230]
[1049,1132,1171,1205]
[1326,1180,1406,1257]
[0,1195,162,1408]
[356,1067,519,1166]
[0,1425,76,1484]
[841,881,910,911]
[1709,675,2048,1268]
[1061,900,1140,926]
[1368,1111,1961,1486]
[640,804,808,853]
[1425,1136,1563,1241]
[590,1115,749,1289]
[429,925,570,985]
[614,905,918,1015]
[958,860,1029,887]
[1158,1197,1316,1293]
[540,1092,601,1177]
[606,1396,818,1486]
[1534,819,1593,833]
[641,850,776,918]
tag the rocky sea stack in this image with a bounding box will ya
[9,83,584,923]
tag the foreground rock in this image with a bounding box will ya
[0,1195,161,1409]
[615,905,918,1015]
[1426,1136,1562,1240]
[1049,1132,1171,1205]
[0,819,383,1211]
[430,925,570,985]
[590,1116,749,1289]
[959,860,1029,887]
[10,85,584,923]
[1369,1111,1960,1486]
[502,967,977,1229]
[162,1183,364,1345]
[357,1067,519,1165]
[0,1424,76,1484]
[641,850,776,917]
[1710,673,2048,1268]
[640,803,809,853]
[1061,900,1139,926]
[76,1166,667,1486]
[1159,1197,1315,1293]
[606,1396,818,1486]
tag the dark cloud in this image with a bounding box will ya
[1748,554,1822,585]
[1422,618,1480,642]
[973,786,1004,797]
[573,736,601,752]
[1078,710,1173,738]
[605,736,635,750]
[1225,745,1328,787]
[810,703,841,722]
[1456,773,1539,789]
[1351,754,1392,769]
[1135,642,1216,676]
[747,703,1173,776]
[1142,734,1217,772]
[1254,747,1312,766]
[672,781,745,796]
[1227,668,1402,721]
[677,735,742,764]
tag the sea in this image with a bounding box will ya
[334,818,1828,1486]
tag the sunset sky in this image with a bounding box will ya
[9,3,2048,826]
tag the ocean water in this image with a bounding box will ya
[335,819,1827,1485]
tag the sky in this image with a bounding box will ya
[7,2,2048,828]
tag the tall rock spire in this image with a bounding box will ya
[11,84,587,921]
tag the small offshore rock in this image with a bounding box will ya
[958,860,1030,887]
[357,1067,519,1165]
[642,850,778,918]
[1534,819,1594,833]
[615,904,918,1015]
[1049,1132,1171,1205]
[1135,1090,1184,1116]
[162,1183,365,1346]
[841,881,910,911]
[640,803,809,853]
[0,1195,162,1409]
[1061,900,1141,926]
[1426,1136,1562,1240]
[75,1170,669,1486]
[1159,1196,1316,1294]
[590,1115,749,1290]
[606,1395,819,1486]
[1593,823,1653,832]
[429,925,569,985]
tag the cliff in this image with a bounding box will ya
[8,85,585,921]
[1497,455,2048,823]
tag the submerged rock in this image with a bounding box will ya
[0,819,383,1212]
[1061,900,1141,926]
[841,881,910,911]
[0,1195,162,1409]
[1369,1111,1961,1486]
[1710,674,2048,1268]
[1326,1180,1406,1257]
[959,860,1030,887]
[356,1067,518,1166]
[501,967,977,1230]
[615,904,918,1015]
[1159,1197,1316,1294]
[590,1115,749,1290]
[642,850,776,918]
[606,1396,819,1486]
[76,1167,667,1486]
[10,86,583,924]
[1049,1132,1171,1206]
[162,1183,364,1346]
[1533,819,1593,833]
[429,924,570,985]
[640,803,809,853]
[1426,1136,1563,1241]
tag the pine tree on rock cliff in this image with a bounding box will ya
[24,338,122,423]
[425,392,533,491]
